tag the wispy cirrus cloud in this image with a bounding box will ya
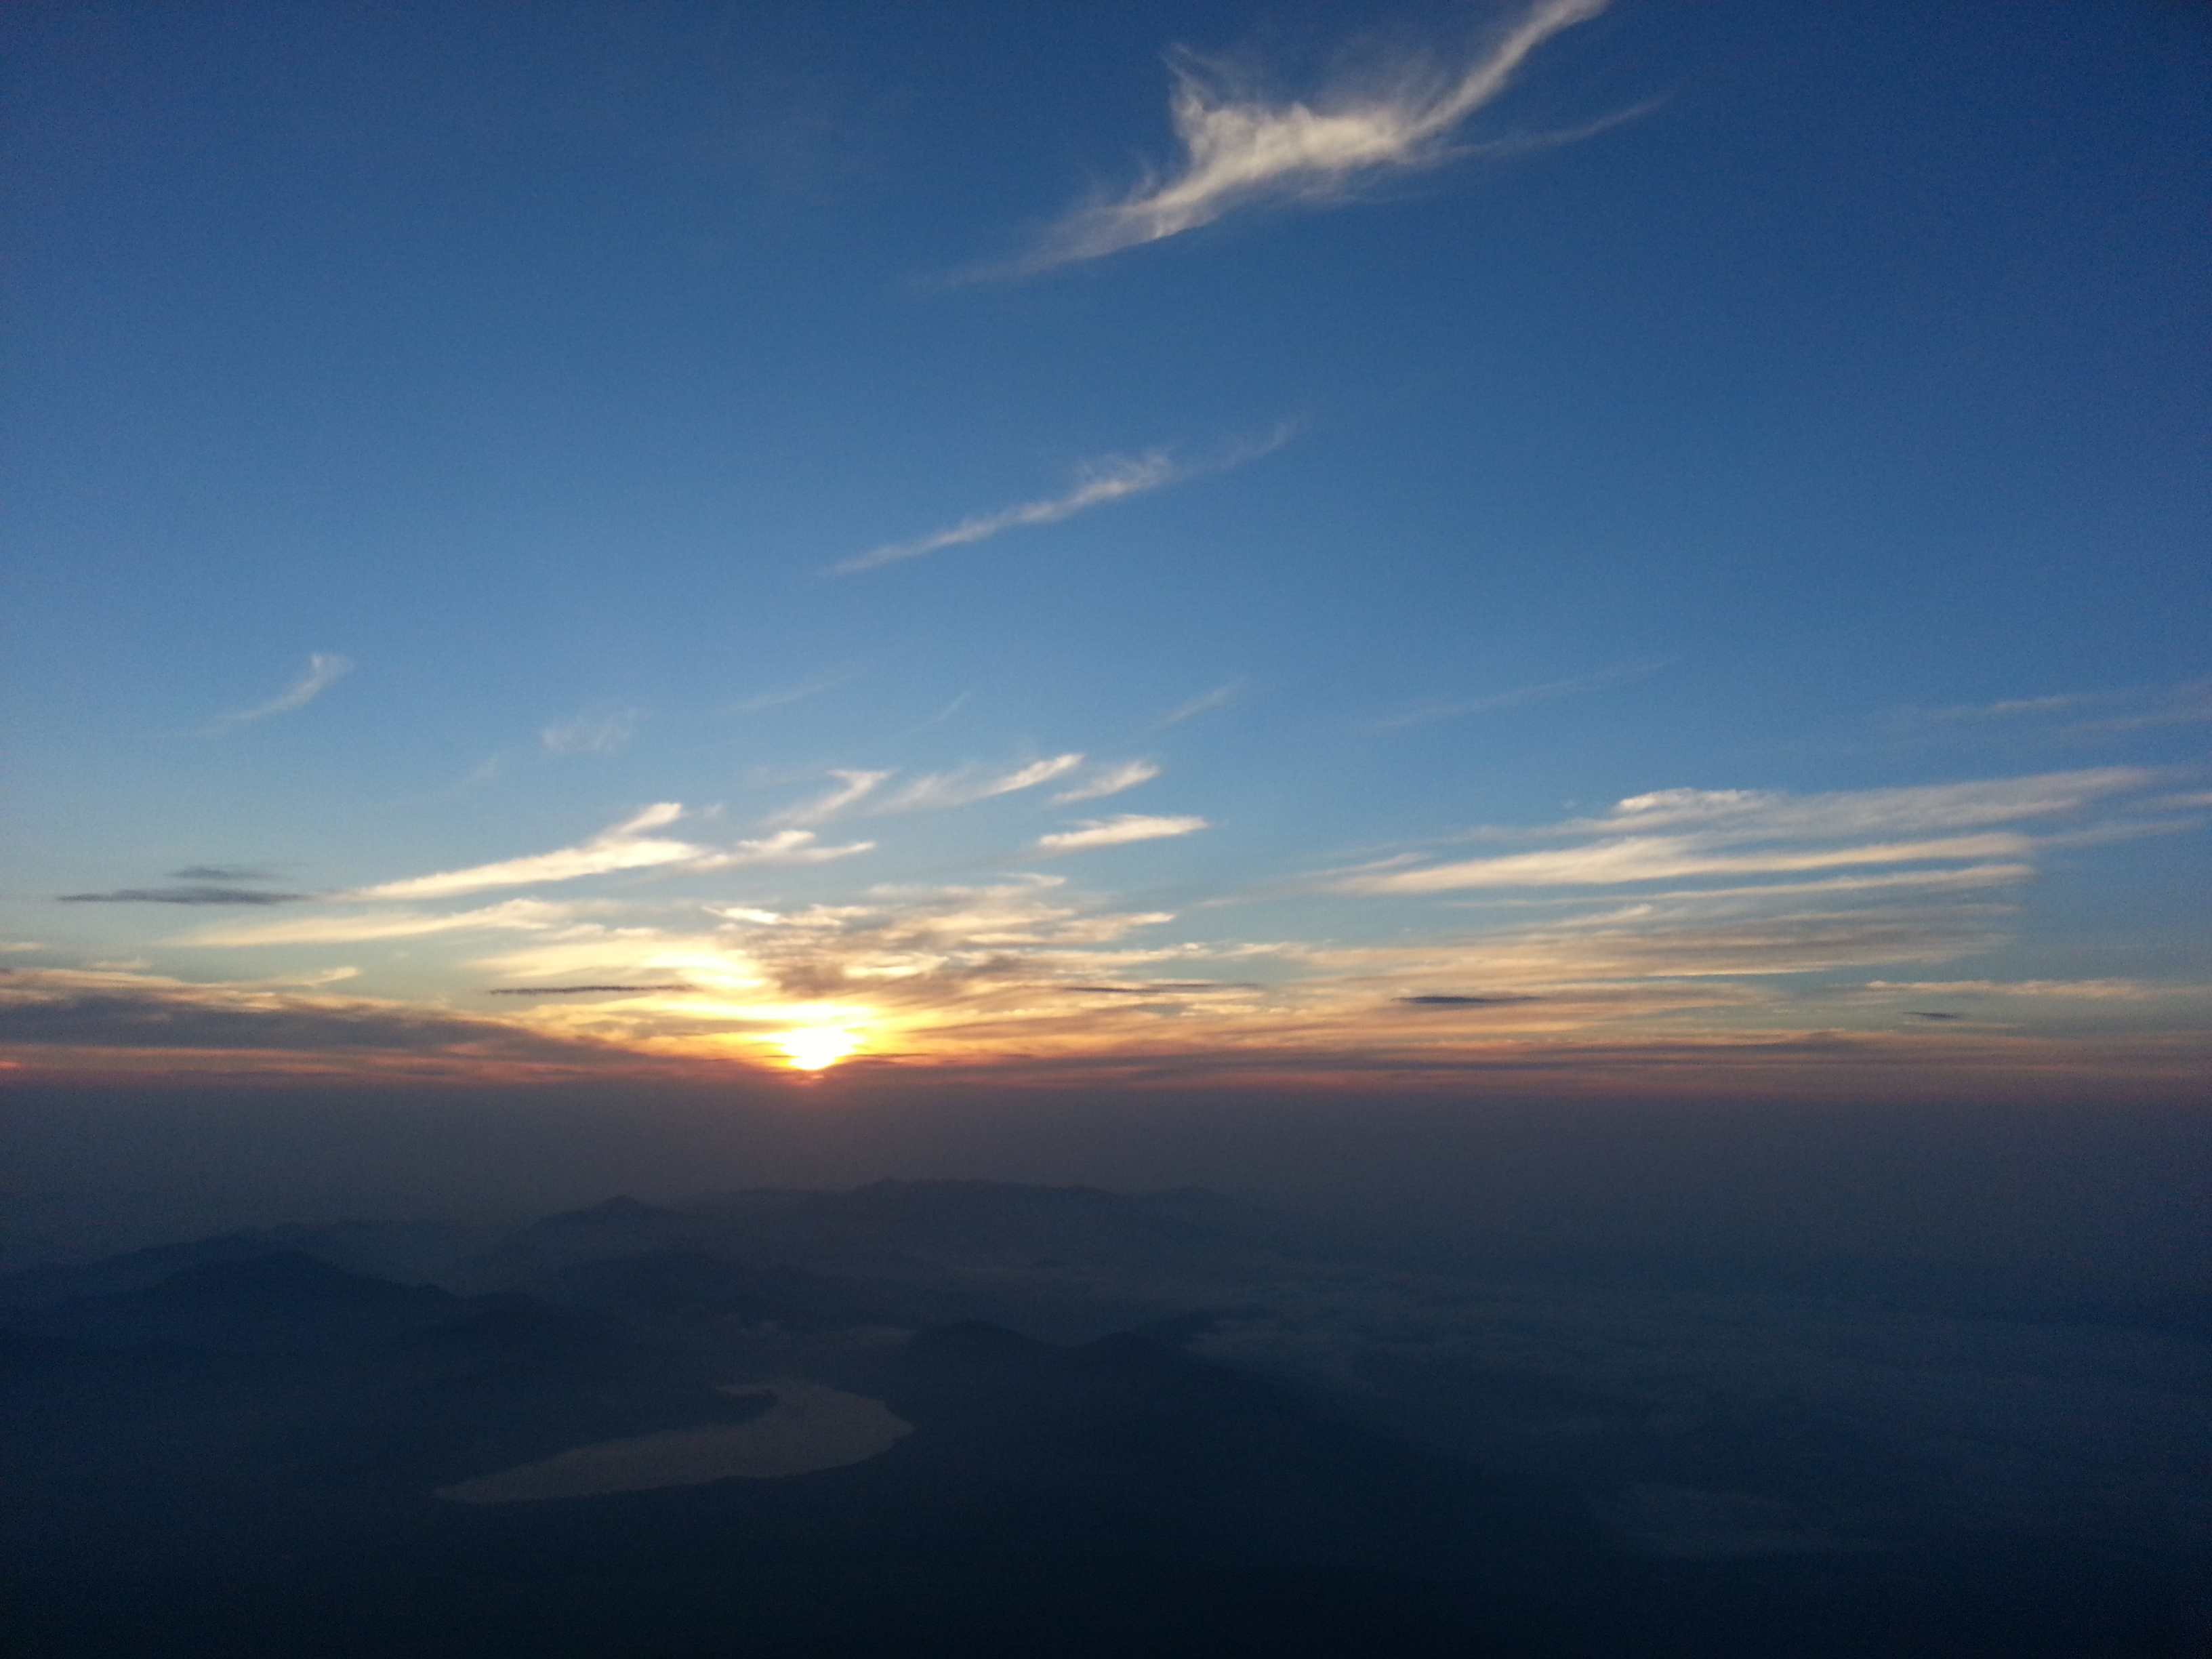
[1568,769,2156,840]
[769,769,893,827]
[1892,677,2212,737]
[1323,768,2168,896]
[685,829,877,872]
[1917,692,2099,722]
[884,755,1084,812]
[727,672,857,715]
[835,453,1179,575]
[1157,678,1247,727]
[1036,814,1210,855]
[352,805,701,901]
[1861,979,2190,1002]
[832,428,1291,575]
[909,691,972,733]
[1052,760,1161,804]
[1488,863,2039,907]
[207,653,352,729]
[1364,659,1670,730]
[2061,678,2212,735]
[179,898,581,947]
[1002,0,1618,275]
[539,710,639,756]
[1331,833,2034,895]
[348,806,871,902]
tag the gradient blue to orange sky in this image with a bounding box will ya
[5,0,2207,1099]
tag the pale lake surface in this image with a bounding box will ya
[435,1382,913,1503]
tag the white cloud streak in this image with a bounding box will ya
[1324,768,2168,897]
[1332,834,2034,895]
[727,672,856,715]
[836,453,1179,575]
[1920,692,2097,722]
[1547,863,2038,906]
[349,806,871,902]
[1011,0,1614,273]
[1036,814,1210,854]
[210,653,353,728]
[832,428,1291,575]
[1157,678,1247,727]
[1052,760,1162,804]
[684,830,876,871]
[182,898,579,947]
[1862,979,2167,1000]
[352,805,701,901]
[1898,677,2212,734]
[1576,769,2155,841]
[884,755,1084,812]
[769,770,893,827]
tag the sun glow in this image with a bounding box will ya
[770,1027,862,1071]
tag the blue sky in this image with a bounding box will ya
[5,0,2207,1092]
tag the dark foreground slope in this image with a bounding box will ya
[4,1270,1576,1657]
[3,1183,2203,1658]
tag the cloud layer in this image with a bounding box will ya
[20,762,2201,1092]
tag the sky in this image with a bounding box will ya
[4,0,2208,1102]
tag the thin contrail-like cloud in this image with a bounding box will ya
[767,769,892,827]
[1363,659,1672,730]
[832,428,1292,575]
[884,756,1085,812]
[209,653,353,729]
[1157,678,1247,728]
[835,453,1179,575]
[727,672,857,714]
[1052,760,1162,805]
[1005,0,1618,274]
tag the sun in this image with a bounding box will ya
[769,1027,861,1071]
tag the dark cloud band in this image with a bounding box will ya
[485,985,692,996]
[1395,994,1542,1006]
[58,887,311,906]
